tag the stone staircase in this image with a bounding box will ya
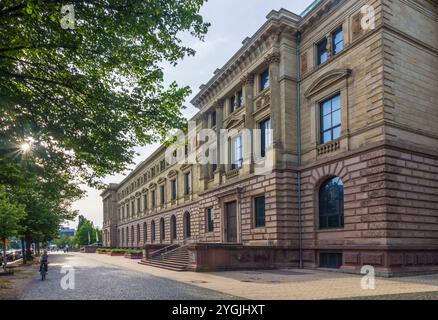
[140,245,189,271]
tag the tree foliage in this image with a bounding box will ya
[74,215,99,245]
[0,0,209,185]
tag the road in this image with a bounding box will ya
[22,253,236,300]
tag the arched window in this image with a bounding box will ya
[121,229,124,247]
[184,212,191,239]
[137,224,140,246]
[151,220,156,243]
[171,215,177,241]
[319,177,344,229]
[126,227,129,246]
[160,218,165,242]
[131,226,135,245]
[143,222,147,244]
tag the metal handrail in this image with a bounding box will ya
[149,243,179,258]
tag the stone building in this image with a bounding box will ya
[101,0,438,275]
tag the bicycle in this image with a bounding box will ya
[40,262,48,281]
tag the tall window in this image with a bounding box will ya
[254,196,266,228]
[151,190,156,208]
[171,215,177,240]
[211,111,217,127]
[160,218,165,242]
[160,185,165,205]
[126,203,129,218]
[320,94,341,144]
[230,96,235,114]
[319,177,344,229]
[137,198,141,213]
[151,220,156,243]
[260,118,272,158]
[332,27,343,55]
[131,201,135,216]
[171,179,177,201]
[184,172,191,195]
[143,222,147,243]
[184,212,191,238]
[237,91,243,108]
[231,135,243,170]
[206,208,214,232]
[260,69,270,91]
[160,160,166,172]
[317,38,328,65]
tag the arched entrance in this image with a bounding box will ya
[170,215,177,242]
[160,218,165,243]
[183,211,191,239]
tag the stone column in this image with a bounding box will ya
[266,52,282,169]
[241,73,255,175]
[198,112,209,192]
[214,100,224,185]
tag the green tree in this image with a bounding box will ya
[54,236,75,250]
[0,0,209,185]
[75,217,96,246]
[0,186,26,271]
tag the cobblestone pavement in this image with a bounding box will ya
[79,253,438,300]
[21,253,237,300]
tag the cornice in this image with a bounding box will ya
[191,9,299,110]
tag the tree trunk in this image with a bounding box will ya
[21,238,26,264]
[25,236,32,261]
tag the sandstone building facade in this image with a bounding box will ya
[101,0,438,275]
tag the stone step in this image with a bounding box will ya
[140,260,188,271]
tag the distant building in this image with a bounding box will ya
[59,227,75,238]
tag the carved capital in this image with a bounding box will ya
[213,99,224,109]
[240,73,255,86]
[264,52,281,65]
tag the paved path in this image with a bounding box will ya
[78,253,438,300]
[22,253,236,300]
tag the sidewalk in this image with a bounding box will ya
[82,253,438,300]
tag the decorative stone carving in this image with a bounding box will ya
[240,73,255,86]
[305,69,352,98]
[264,51,281,65]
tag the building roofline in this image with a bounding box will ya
[190,8,300,109]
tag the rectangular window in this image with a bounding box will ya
[211,111,216,127]
[317,38,328,65]
[160,185,165,205]
[237,91,243,108]
[126,204,129,218]
[230,96,235,114]
[160,160,166,172]
[206,208,214,232]
[137,198,141,213]
[332,27,343,55]
[171,179,177,201]
[151,190,156,208]
[260,69,270,91]
[131,201,135,216]
[320,94,341,144]
[254,196,266,228]
[185,172,191,195]
[320,253,343,269]
[231,135,243,170]
[260,118,272,158]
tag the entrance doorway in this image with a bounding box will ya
[225,201,238,243]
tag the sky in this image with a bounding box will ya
[70,0,313,229]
